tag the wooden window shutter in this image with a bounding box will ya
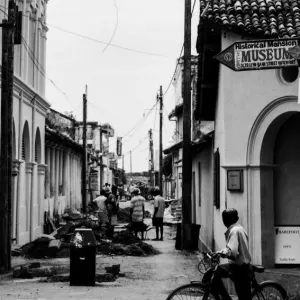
[214,148,220,209]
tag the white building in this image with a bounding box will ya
[0,0,51,244]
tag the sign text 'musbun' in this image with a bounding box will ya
[215,38,300,71]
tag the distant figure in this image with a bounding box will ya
[130,188,145,240]
[103,183,111,194]
[152,188,165,241]
[93,189,109,230]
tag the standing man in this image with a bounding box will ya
[130,188,145,240]
[152,188,165,241]
[93,189,109,231]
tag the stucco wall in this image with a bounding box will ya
[212,30,299,255]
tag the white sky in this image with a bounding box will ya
[46,0,199,172]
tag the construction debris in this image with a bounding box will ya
[13,217,159,258]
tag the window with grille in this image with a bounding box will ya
[35,139,37,162]
[22,135,25,160]
[214,148,220,209]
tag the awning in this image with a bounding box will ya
[163,141,183,155]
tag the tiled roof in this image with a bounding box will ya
[200,0,300,38]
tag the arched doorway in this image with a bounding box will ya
[247,96,300,267]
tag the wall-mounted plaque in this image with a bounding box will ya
[227,170,243,192]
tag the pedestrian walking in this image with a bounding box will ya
[130,188,145,240]
[92,189,109,231]
[152,188,165,241]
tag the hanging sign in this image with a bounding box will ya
[215,38,299,71]
[89,170,99,191]
[117,137,122,156]
[274,226,300,264]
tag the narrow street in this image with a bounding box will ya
[0,224,201,300]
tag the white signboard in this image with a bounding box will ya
[275,226,300,264]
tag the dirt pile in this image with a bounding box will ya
[97,230,160,256]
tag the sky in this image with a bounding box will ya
[46,0,200,173]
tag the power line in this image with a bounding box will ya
[0,6,68,101]
[103,0,119,53]
[162,0,198,97]
[122,99,158,141]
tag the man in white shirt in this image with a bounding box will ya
[212,208,252,300]
[93,189,109,230]
[152,188,165,241]
[130,188,145,239]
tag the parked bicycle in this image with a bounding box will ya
[166,252,288,300]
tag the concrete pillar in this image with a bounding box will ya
[59,149,63,192]
[17,161,26,244]
[63,150,69,206]
[37,164,46,233]
[12,160,21,243]
[45,147,51,199]
[50,147,55,198]
[69,153,73,208]
[55,148,60,214]
[25,162,34,239]
[30,162,38,241]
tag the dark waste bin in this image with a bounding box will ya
[175,223,201,251]
[70,228,97,286]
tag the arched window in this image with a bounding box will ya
[22,121,30,161]
[35,127,41,163]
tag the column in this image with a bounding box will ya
[69,152,73,208]
[30,162,38,241]
[50,147,55,198]
[38,164,46,233]
[12,160,21,243]
[55,148,60,214]
[25,163,34,236]
[59,149,63,194]
[63,150,69,207]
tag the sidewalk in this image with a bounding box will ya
[0,224,203,300]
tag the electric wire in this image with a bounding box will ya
[0,6,68,101]
[163,0,198,97]
[102,0,119,53]
[0,4,176,59]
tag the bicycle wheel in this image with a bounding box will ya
[252,281,288,300]
[166,283,215,300]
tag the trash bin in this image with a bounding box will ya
[70,228,97,286]
[175,223,201,251]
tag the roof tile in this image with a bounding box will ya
[200,0,300,38]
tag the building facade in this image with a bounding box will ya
[195,0,300,270]
[1,0,51,245]
[44,109,83,222]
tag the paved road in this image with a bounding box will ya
[0,225,202,300]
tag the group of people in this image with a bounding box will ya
[129,187,165,241]
[93,183,166,242]
[94,182,251,300]
[92,183,119,232]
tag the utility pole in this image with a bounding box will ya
[82,87,87,213]
[148,129,154,187]
[99,125,103,192]
[130,151,132,182]
[159,86,163,193]
[122,154,124,189]
[181,0,192,250]
[0,1,16,272]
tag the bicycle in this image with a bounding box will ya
[166,252,288,300]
